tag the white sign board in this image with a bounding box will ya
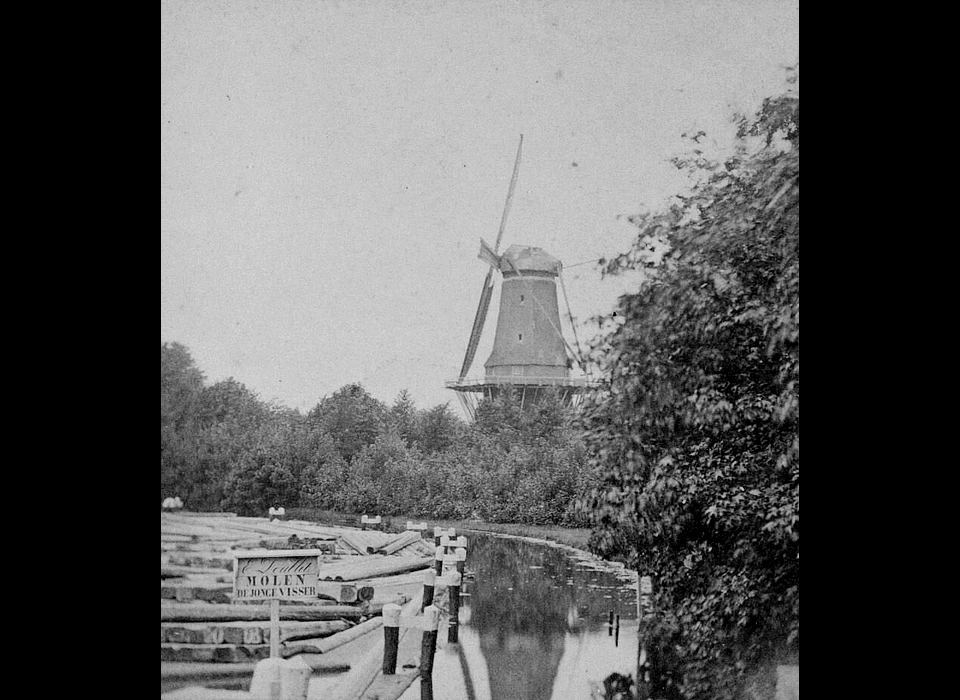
[233,550,323,601]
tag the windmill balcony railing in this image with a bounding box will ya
[446,376,603,390]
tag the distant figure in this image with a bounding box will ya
[269,505,286,522]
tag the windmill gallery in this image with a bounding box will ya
[447,136,596,419]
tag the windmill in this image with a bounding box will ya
[447,135,595,419]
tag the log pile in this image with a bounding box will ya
[160,511,435,665]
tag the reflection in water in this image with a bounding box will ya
[462,534,637,700]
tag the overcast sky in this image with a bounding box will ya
[161,0,799,415]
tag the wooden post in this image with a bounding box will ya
[270,600,280,658]
[421,569,436,612]
[434,547,444,576]
[447,570,461,644]
[609,609,614,636]
[455,547,467,575]
[615,613,620,646]
[269,599,281,700]
[636,574,653,700]
[382,603,401,674]
[433,526,442,547]
[420,605,440,700]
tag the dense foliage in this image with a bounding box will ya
[160,344,590,524]
[577,74,799,699]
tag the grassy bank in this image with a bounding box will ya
[286,507,593,552]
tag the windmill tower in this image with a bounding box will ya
[447,136,594,419]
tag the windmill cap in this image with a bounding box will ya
[500,245,561,275]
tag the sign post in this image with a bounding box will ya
[235,549,326,700]
[270,599,280,658]
[233,550,325,654]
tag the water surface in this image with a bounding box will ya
[457,532,638,700]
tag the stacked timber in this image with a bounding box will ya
[160,512,436,665]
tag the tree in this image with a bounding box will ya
[196,378,269,430]
[306,384,387,463]
[187,379,270,509]
[298,428,349,509]
[578,71,798,699]
[161,342,206,502]
[387,390,419,447]
[161,342,205,433]
[416,403,463,455]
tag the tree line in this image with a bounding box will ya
[161,343,593,524]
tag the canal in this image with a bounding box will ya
[452,531,639,700]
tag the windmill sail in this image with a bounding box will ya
[478,238,501,268]
[457,135,523,381]
[459,270,494,380]
[493,134,522,252]
[558,269,586,370]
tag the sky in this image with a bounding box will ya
[161,0,799,416]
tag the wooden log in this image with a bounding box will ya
[161,624,226,645]
[222,625,246,645]
[168,554,234,569]
[161,658,350,684]
[162,642,339,664]
[162,626,206,644]
[162,585,233,604]
[314,581,374,603]
[311,615,383,654]
[242,535,339,553]
[320,555,433,582]
[161,644,216,663]
[338,532,371,555]
[374,531,423,556]
[278,620,352,642]
[161,644,269,664]
[161,565,232,578]
[160,604,366,623]
[245,626,264,645]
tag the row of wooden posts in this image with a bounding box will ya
[380,526,467,700]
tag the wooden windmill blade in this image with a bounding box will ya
[459,268,495,380]
[457,135,523,381]
[558,267,586,370]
